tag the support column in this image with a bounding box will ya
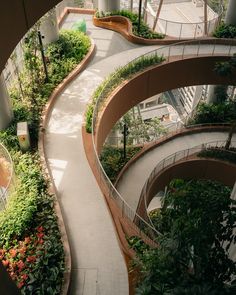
[206,85,228,104]
[98,0,120,11]
[40,8,59,46]
[93,0,98,9]
[192,85,203,110]
[225,0,236,26]
[0,73,13,130]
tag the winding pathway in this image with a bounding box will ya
[45,13,160,295]
[44,12,236,295]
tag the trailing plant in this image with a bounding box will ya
[85,53,165,132]
[99,145,141,182]
[95,10,165,39]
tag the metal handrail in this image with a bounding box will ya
[121,0,223,39]
[91,40,236,242]
[141,140,236,229]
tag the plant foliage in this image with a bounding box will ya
[0,28,90,293]
[85,53,165,132]
[198,147,236,163]
[100,145,141,182]
[132,179,236,294]
[213,23,236,39]
[190,101,236,125]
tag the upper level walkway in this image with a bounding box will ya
[44,11,236,295]
[116,130,236,212]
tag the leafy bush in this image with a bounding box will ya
[190,101,236,125]
[213,23,236,38]
[198,147,236,164]
[46,30,90,86]
[133,179,236,294]
[85,53,165,132]
[0,152,65,293]
[99,145,141,182]
[95,10,164,39]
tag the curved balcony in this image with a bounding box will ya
[91,41,236,242]
[136,141,236,224]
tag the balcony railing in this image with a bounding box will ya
[91,41,236,242]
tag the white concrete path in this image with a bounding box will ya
[45,13,161,295]
[116,131,236,212]
[44,12,236,295]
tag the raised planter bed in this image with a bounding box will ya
[93,15,178,45]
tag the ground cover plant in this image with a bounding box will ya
[130,179,236,294]
[0,28,90,293]
[95,9,164,39]
[85,53,165,133]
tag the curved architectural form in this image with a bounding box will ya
[0,0,61,73]
[136,142,236,220]
[94,46,236,152]
[0,1,236,293]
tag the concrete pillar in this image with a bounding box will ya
[192,85,203,111]
[98,0,120,11]
[225,0,236,26]
[40,8,59,46]
[230,181,236,200]
[0,73,13,130]
[206,85,228,104]
[93,0,98,9]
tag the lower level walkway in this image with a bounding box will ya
[116,131,236,211]
[45,12,160,295]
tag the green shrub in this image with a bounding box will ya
[133,179,235,294]
[95,10,164,39]
[46,30,90,86]
[0,28,91,293]
[189,101,236,125]
[213,23,236,38]
[198,147,236,164]
[47,30,90,61]
[85,54,165,133]
[100,145,141,182]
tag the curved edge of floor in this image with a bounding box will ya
[38,40,96,295]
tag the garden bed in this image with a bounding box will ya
[0,29,92,293]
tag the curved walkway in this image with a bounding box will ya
[116,131,236,212]
[45,12,236,295]
[45,13,162,295]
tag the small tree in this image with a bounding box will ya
[134,179,236,294]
